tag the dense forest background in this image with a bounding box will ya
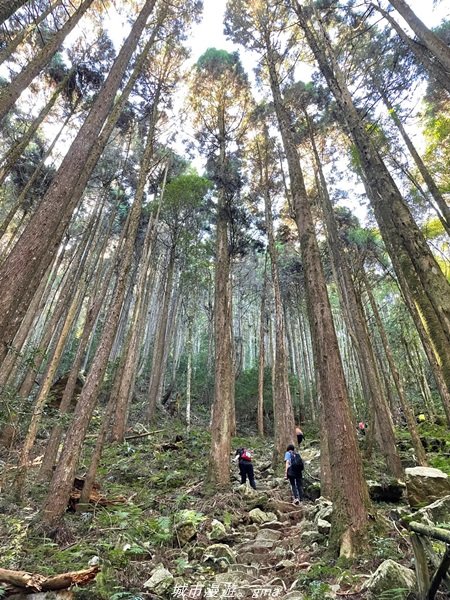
[0,0,450,596]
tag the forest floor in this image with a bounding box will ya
[0,419,450,599]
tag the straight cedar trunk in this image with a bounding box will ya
[0,0,157,361]
[388,0,450,73]
[110,183,163,441]
[16,212,98,400]
[363,273,428,465]
[378,89,450,234]
[257,258,268,436]
[374,5,450,95]
[0,0,95,121]
[0,0,29,24]
[208,114,235,487]
[265,38,369,554]
[185,312,194,431]
[13,285,84,497]
[0,0,64,67]
[292,1,450,393]
[146,244,176,422]
[40,114,154,531]
[257,132,295,461]
[393,266,450,426]
[307,114,403,478]
[39,209,123,479]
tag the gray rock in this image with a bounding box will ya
[405,467,450,508]
[300,530,324,544]
[143,564,174,594]
[413,494,450,526]
[248,508,271,524]
[314,503,333,524]
[276,559,296,569]
[255,528,282,541]
[362,559,416,599]
[317,518,331,535]
[203,543,236,565]
[237,540,275,553]
[208,519,228,541]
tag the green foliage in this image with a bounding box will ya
[378,589,409,600]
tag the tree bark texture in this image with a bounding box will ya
[292,1,450,394]
[307,113,403,478]
[0,0,157,361]
[265,33,370,553]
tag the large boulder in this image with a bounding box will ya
[405,467,450,508]
[143,564,174,594]
[363,560,415,599]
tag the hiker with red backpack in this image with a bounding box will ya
[285,443,304,504]
[233,448,256,489]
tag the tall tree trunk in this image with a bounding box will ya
[0,0,157,361]
[146,244,176,422]
[307,112,403,478]
[13,284,84,497]
[265,32,369,554]
[373,5,450,94]
[39,108,156,532]
[185,312,194,432]
[379,88,450,234]
[110,176,163,441]
[0,107,73,243]
[362,271,428,465]
[292,1,450,393]
[0,0,95,121]
[0,70,73,186]
[388,0,450,73]
[39,206,123,479]
[257,130,295,461]
[257,257,268,437]
[208,113,235,488]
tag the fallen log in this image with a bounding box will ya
[0,565,99,592]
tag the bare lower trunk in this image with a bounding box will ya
[267,41,369,552]
[0,0,157,360]
[257,258,267,436]
[363,272,428,466]
[39,94,157,531]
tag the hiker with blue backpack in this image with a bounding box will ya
[233,448,256,489]
[285,443,304,504]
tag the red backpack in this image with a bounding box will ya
[240,448,253,461]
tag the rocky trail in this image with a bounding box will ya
[1,430,450,599]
